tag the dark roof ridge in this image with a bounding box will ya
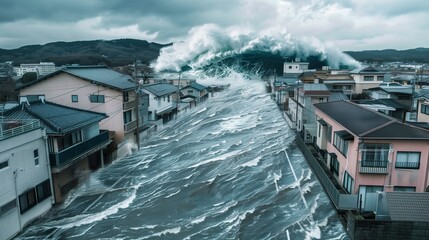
[359,119,396,137]
[42,100,108,118]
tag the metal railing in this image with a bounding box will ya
[123,100,136,111]
[49,130,110,168]
[0,119,41,141]
[359,160,389,174]
[295,134,358,210]
[124,120,137,132]
[395,161,420,169]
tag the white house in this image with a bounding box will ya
[0,118,53,240]
[141,83,178,124]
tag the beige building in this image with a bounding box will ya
[18,65,139,160]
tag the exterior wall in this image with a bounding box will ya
[316,109,429,195]
[143,90,175,121]
[351,74,384,94]
[19,73,132,147]
[0,128,52,240]
[417,101,429,122]
[283,62,309,74]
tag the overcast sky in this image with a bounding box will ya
[0,0,428,51]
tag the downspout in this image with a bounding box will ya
[43,130,55,204]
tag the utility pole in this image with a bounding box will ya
[134,59,140,150]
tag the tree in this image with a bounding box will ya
[0,77,17,103]
[20,72,38,84]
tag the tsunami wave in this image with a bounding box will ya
[153,23,360,74]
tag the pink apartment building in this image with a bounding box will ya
[314,100,429,207]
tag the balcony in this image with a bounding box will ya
[359,160,389,174]
[0,119,41,141]
[124,120,137,132]
[49,130,110,169]
[123,100,136,111]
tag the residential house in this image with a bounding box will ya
[350,66,385,94]
[141,83,179,124]
[270,75,301,111]
[13,62,58,77]
[180,82,208,108]
[283,58,309,74]
[288,84,331,142]
[357,98,409,121]
[320,73,355,98]
[314,100,429,209]
[0,118,53,240]
[5,99,110,203]
[416,88,429,123]
[17,65,141,159]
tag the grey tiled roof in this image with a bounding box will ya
[64,66,135,90]
[358,99,408,110]
[5,101,107,134]
[386,192,429,222]
[350,66,382,74]
[328,90,349,102]
[143,83,178,97]
[19,65,135,91]
[314,100,429,139]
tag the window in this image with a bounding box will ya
[71,95,78,102]
[393,186,416,192]
[89,95,105,103]
[123,110,132,124]
[34,149,39,166]
[123,91,129,102]
[327,124,332,143]
[421,104,429,115]
[57,131,82,151]
[0,200,16,217]
[36,179,52,202]
[363,76,374,81]
[19,188,37,214]
[333,131,350,156]
[396,152,420,169]
[329,154,339,177]
[343,171,354,194]
[0,160,8,170]
[361,144,390,167]
[288,66,292,69]
[377,76,384,81]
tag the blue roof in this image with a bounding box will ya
[142,83,178,97]
[188,82,206,91]
[5,101,107,134]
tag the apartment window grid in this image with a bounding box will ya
[395,152,420,169]
[360,144,390,167]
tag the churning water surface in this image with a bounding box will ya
[17,77,348,240]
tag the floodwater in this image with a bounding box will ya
[18,78,347,239]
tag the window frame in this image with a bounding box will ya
[333,131,349,156]
[360,144,390,167]
[395,151,420,169]
[19,188,37,214]
[0,160,8,170]
[34,149,39,166]
[343,171,354,194]
[36,179,52,202]
[71,95,78,102]
[89,94,105,103]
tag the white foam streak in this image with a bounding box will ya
[240,156,261,167]
[189,150,241,168]
[139,227,181,240]
[190,216,206,225]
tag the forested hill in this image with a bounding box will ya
[345,48,429,63]
[0,39,171,67]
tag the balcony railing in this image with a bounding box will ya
[49,130,110,168]
[124,120,137,132]
[395,161,420,169]
[123,100,136,111]
[0,119,41,141]
[359,160,389,174]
